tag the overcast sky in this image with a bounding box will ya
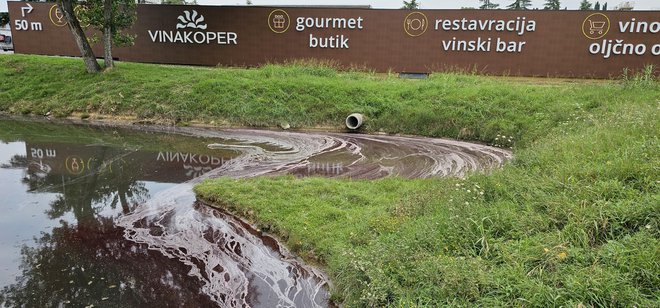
[2,0,659,14]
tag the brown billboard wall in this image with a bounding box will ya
[7,2,660,78]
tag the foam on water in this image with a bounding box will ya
[117,128,512,307]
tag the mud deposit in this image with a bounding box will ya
[117,127,511,307]
[0,118,510,307]
[193,128,510,179]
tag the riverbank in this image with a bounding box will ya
[3,54,659,306]
[196,95,659,306]
[1,54,654,146]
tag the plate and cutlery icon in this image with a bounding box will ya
[404,12,428,37]
[407,18,425,31]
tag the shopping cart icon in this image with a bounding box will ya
[589,20,606,35]
[582,13,610,39]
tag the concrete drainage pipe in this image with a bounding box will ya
[345,113,364,130]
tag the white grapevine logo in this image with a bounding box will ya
[177,10,207,30]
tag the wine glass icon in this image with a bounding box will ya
[71,158,80,172]
[49,5,68,26]
[55,8,64,23]
[65,156,85,175]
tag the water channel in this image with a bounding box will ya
[0,117,511,307]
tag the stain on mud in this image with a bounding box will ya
[117,127,511,307]
[200,129,511,179]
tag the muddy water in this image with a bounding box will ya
[0,118,511,307]
[191,128,510,179]
[117,128,511,307]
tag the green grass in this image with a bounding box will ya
[3,54,659,306]
[196,97,659,306]
[1,54,656,147]
[190,67,657,305]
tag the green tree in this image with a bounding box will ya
[579,0,592,10]
[544,0,561,9]
[602,2,608,10]
[0,12,9,27]
[402,0,420,9]
[594,1,601,9]
[57,0,102,73]
[507,0,532,10]
[78,0,137,69]
[479,0,500,9]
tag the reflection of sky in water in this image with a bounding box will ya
[0,142,63,287]
[94,181,173,218]
[0,141,178,288]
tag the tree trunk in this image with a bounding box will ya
[103,0,113,69]
[58,0,101,73]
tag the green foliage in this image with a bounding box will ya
[507,0,532,10]
[621,65,657,88]
[479,0,500,9]
[579,0,592,10]
[544,0,561,10]
[401,0,420,9]
[196,86,659,306]
[77,0,137,48]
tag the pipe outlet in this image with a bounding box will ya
[345,113,364,130]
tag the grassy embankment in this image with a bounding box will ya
[0,54,644,147]
[2,55,659,306]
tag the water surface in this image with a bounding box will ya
[0,118,511,307]
[0,119,246,307]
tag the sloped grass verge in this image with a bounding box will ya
[1,55,657,148]
[195,92,659,306]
